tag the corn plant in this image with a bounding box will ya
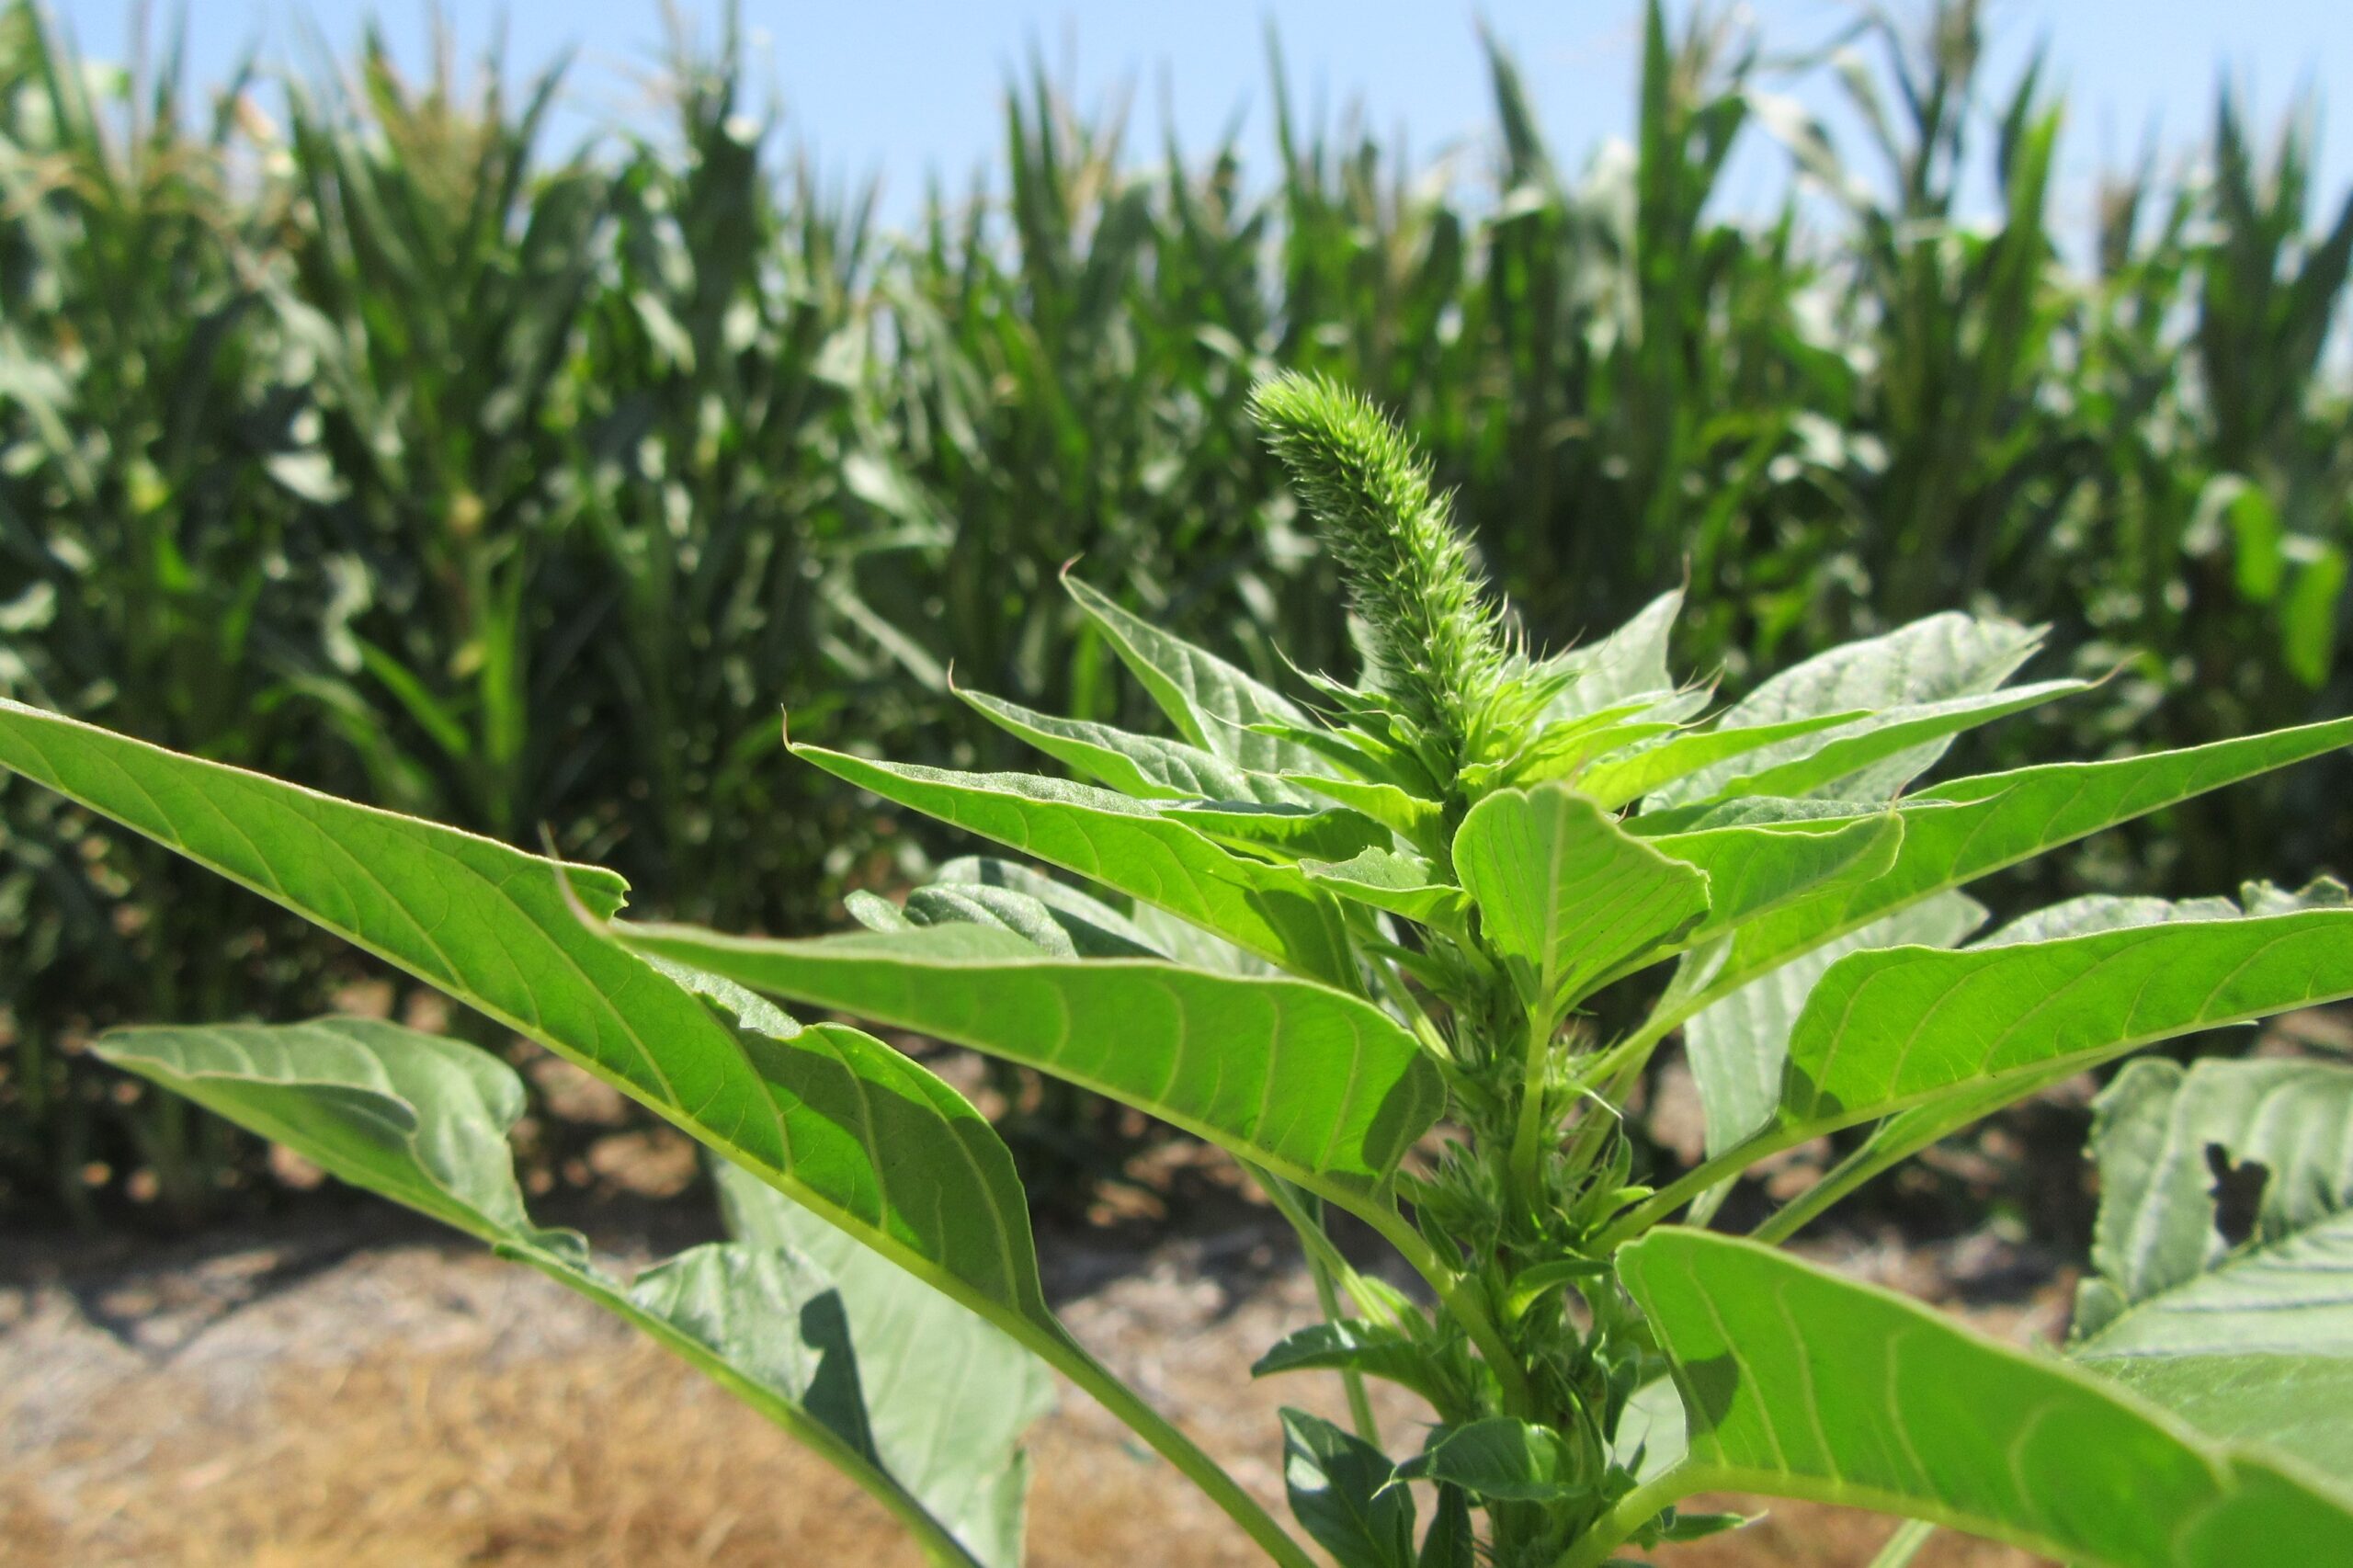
[0,2,355,1215]
[8,373,2353,1563]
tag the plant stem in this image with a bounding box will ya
[1254,1166,1381,1444]
[1311,1250,1383,1445]
[1590,1127,1803,1253]
[1055,1335,1322,1568]
[1550,1472,1687,1568]
[1868,1519,1938,1568]
[1358,1200,1537,1418]
[1507,1003,1552,1206]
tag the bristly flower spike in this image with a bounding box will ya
[1248,372,1517,777]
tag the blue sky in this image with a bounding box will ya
[55,2,2353,233]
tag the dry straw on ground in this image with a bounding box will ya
[3,1213,2050,1567]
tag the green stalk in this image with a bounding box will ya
[1506,1003,1553,1208]
[1312,1252,1382,1446]
[1590,1124,1808,1253]
[1254,1168,1381,1444]
[1052,1335,1321,1568]
[1358,1200,1535,1418]
[1868,1519,1938,1568]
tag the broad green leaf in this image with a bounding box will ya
[1644,808,1904,949]
[1975,892,2240,946]
[1453,784,1709,1014]
[97,1018,572,1252]
[2070,1055,2353,1476]
[1775,907,2353,1138]
[1300,848,1472,934]
[959,687,1305,805]
[1540,590,1684,720]
[1610,1377,1689,1485]
[1161,800,1391,864]
[1416,1486,1474,1568]
[1253,1320,1466,1413]
[931,856,1164,952]
[608,921,1447,1203]
[1676,679,2088,805]
[1724,883,2353,1235]
[902,881,1162,959]
[1064,573,1327,776]
[1577,710,1868,809]
[1686,717,2353,1019]
[2087,1358,2353,1490]
[1655,613,2042,807]
[1618,1228,2353,1565]
[792,744,1358,986]
[1281,1409,1415,1568]
[1702,610,2041,724]
[95,1018,1022,1568]
[1394,1416,1582,1504]
[1129,903,1282,976]
[0,699,1059,1340]
[1284,772,1447,855]
[1685,892,1985,1155]
[715,1163,1053,1565]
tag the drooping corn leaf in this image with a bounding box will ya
[1653,612,2043,805]
[1772,906,2353,1139]
[608,920,1446,1205]
[1453,784,1709,1015]
[960,687,1307,805]
[1684,892,1986,1154]
[1063,572,1328,777]
[0,699,1060,1343]
[1619,1228,2353,1565]
[1679,717,2353,1021]
[791,744,1358,986]
[2070,1055,2353,1477]
[95,1017,1033,1568]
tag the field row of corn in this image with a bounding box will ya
[4,0,2349,1223]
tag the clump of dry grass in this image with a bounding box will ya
[2,1230,2040,1566]
[6,1335,924,1568]
[2,1331,2029,1567]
